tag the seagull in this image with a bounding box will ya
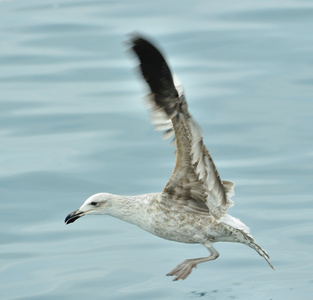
[65,35,274,281]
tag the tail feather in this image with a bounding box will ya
[249,239,275,270]
[220,216,274,270]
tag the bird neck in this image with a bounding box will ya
[107,193,158,227]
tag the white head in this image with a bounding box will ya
[65,193,113,224]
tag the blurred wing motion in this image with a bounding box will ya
[131,36,234,219]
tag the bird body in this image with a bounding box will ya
[65,35,274,280]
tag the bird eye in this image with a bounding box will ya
[90,201,97,206]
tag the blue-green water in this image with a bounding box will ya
[1,1,313,299]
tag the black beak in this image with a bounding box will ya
[65,209,84,225]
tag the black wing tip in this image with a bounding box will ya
[128,32,156,49]
[128,33,178,104]
[129,34,166,66]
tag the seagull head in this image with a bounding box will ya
[64,193,112,225]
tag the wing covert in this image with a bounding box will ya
[130,35,234,219]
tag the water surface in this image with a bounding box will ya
[1,0,313,299]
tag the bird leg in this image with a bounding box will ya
[167,243,219,281]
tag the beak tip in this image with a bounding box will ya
[64,218,71,225]
[64,209,83,225]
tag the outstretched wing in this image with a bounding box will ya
[130,36,234,219]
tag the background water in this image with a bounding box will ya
[1,0,313,299]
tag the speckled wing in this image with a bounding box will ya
[130,36,234,220]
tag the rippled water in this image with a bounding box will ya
[1,0,313,299]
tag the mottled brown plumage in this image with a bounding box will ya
[65,35,274,281]
[132,37,234,219]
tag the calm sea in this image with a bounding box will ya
[1,0,313,299]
